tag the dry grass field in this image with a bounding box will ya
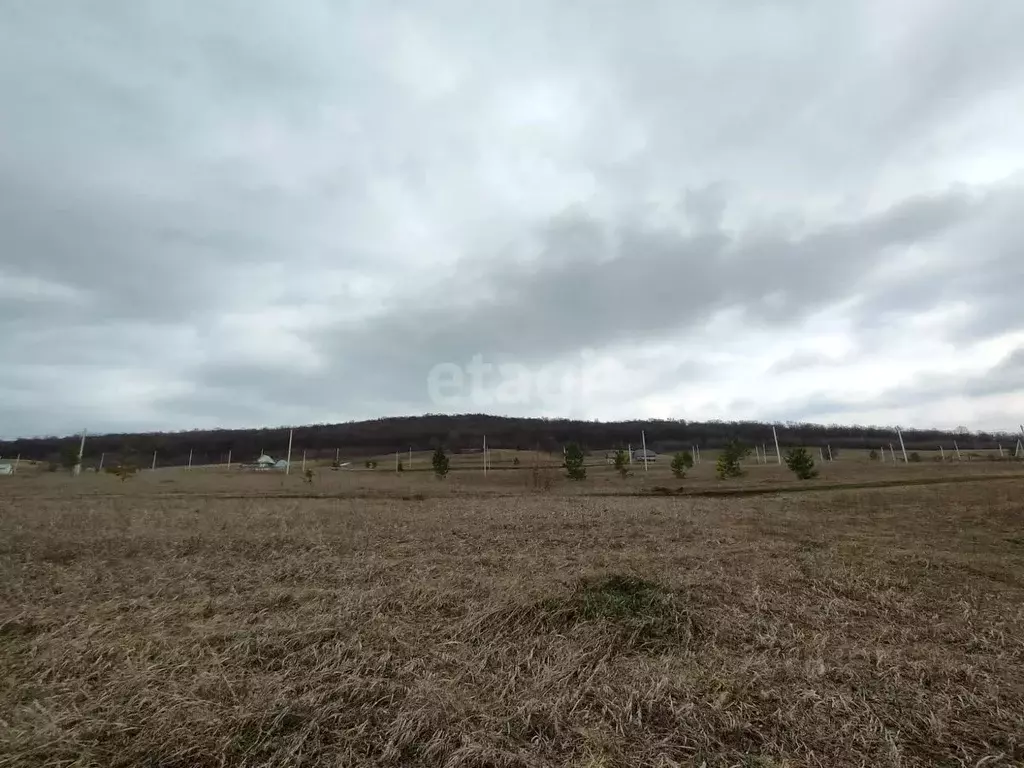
[2,458,1023,767]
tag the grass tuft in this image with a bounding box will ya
[464,574,697,654]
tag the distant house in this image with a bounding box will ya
[0,463,12,475]
[606,450,630,464]
[245,454,277,471]
[632,448,658,462]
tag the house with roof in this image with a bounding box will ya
[632,448,658,462]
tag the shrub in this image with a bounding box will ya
[869,449,879,460]
[563,442,586,480]
[432,446,450,478]
[784,447,818,480]
[670,451,694,479]
[909,452,922,463]
[613,449,629,478]
[715,439,749,480]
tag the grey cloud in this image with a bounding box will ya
[765,345,1024,426]
[164,184,1008,423]
[846,180,1024,342]
[3,2,1024,435]
[767,351,857,376]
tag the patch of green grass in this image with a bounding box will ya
[473,574,697,652]
[574,575,671,622]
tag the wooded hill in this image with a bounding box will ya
[1,414,1016,469]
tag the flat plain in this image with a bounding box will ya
[2,456,1023,767]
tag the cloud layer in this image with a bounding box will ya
[2,1,1024,437]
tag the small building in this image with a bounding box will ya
[274,459,289,470]
[249,454,276,471]
[0,463,12,475]
[632,448,658,462]
[606,450,629,464]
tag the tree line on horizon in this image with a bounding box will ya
[0,413,1014,470]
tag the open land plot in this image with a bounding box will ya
[5,448,1024,500]
[1,470,1023,767]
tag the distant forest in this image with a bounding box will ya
[1,414,1019,469]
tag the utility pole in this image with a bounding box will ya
[73,430,86,477]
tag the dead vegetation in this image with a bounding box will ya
[1,474,1023,766]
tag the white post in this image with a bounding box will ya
[98,452,105,472]
[302,451,307,473]
[409,447,412,470]
[940,446,945,461]
[73,430,86,477]
[227,449,232,468]
[998,444,1004,458]
[896,427,908,463]
[819,447,825,461]
[187,448,193,469]
[13,454,20,473]
[335,448,340,465]
[152,451,157,471]
[1016,439,1023,458]
[395,451,399,473]
[696,445,701,464]
[641,431,649,472]
[890,443,897,463]
[954,441,961,460]
[827,445,833,462]
[772,425,782,464]
[762,443,767,465]
[285,429,293,475]
[628,443,632,464]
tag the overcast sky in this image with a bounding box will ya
[2,1,1024,439]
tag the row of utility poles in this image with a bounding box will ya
[12,423,1024,478]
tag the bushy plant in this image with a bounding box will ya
[563,442,586,480]
[613,449,629,478]
[670,451,694,479]
[432,446,450,478]
[784,447,818,480]
[715,439,749,480]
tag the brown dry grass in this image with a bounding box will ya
[1,470,1023,766]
